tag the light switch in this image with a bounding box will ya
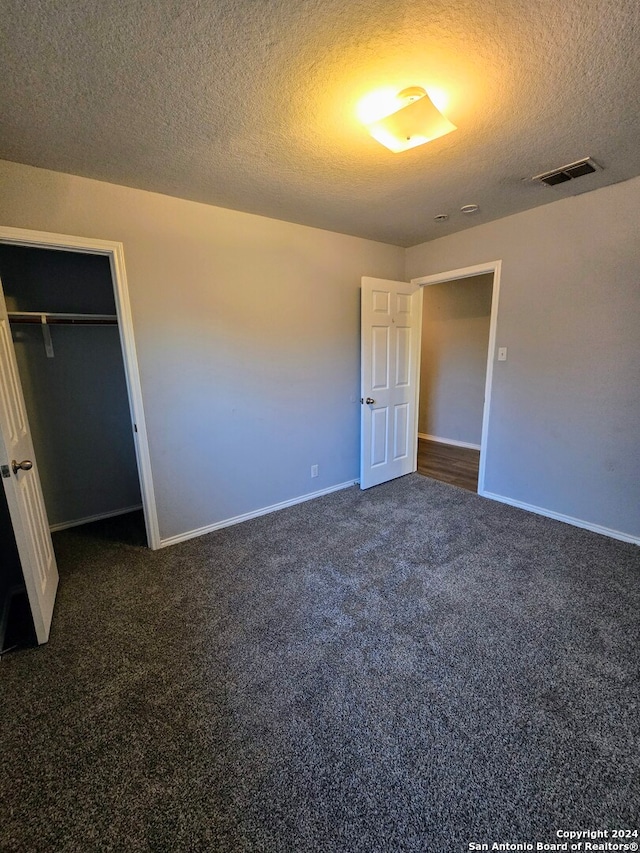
[498,347,507,361]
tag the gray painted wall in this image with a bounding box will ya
[0,245,141,528]
[407,176,640,539]
[0,160,404,541]
[419,274,492,446]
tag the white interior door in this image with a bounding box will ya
[360,276,422,490]
[0,276,58,644]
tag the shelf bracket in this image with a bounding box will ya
[41,314,54,358]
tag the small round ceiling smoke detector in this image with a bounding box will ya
[461,204,480,215]
[434,214,449,223]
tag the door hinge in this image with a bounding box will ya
[1,465,9,479]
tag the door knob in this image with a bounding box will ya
[364,397,375,404]
[12,459,33,475]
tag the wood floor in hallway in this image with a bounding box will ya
[417,437,480,492]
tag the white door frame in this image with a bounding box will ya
[410,260,502,495]
[0,225,161,550]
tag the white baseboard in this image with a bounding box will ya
[159,480,357,549]
[480,490,640,545]
[418,433,481,451]
[49,504,143,533]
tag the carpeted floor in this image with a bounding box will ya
[1,474,638,852]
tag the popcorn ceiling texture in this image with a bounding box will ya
[2,0,640,246]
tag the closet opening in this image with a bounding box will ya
[0,242,146,532]
[0,242,151,650]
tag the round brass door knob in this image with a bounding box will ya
[12,459,33,474]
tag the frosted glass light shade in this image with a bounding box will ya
[367,89,456,153]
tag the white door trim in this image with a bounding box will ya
[411,260,502,496]
[0,225,161,550]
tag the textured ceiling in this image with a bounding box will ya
[2,0,640,246]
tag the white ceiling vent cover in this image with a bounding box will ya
[531,157,602,187]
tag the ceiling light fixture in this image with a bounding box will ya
[363,86,457,153]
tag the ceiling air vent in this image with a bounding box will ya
[531,157,601,187]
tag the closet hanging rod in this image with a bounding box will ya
[7,311,118,325]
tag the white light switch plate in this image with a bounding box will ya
[498,347,508,361]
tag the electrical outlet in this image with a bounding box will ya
[311,464,319,478]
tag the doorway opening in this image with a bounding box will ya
[411,262,501,495]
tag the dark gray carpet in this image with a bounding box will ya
[1,474,638,852]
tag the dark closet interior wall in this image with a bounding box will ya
[0,245,141,529]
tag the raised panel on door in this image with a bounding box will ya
[372,289,391,315]
[393,403,410,461]
[396,292,412,317]
[395,326,411,388]
[370,407,389,468]
[0,317,27,442]
[21,470,55,588]
[371,326,390,391]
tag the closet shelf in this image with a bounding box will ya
[8,311,117,325]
